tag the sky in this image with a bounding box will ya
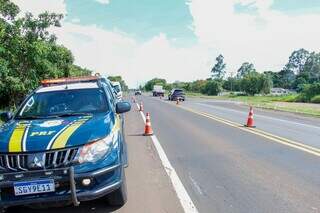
[11,0,320,87]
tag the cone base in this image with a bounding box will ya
[244,125,256,128]
[143,133,154,136]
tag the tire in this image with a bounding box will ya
[107,169,127,206]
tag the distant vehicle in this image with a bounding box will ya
[111,81,123,99]
[168,89,185,101]
[271,88,294,96]
[135,90,142,95]
[0,76,131,210]
[152,85,165,97]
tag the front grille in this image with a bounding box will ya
[0,147,79,172]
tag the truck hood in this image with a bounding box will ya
[0,112,116,153]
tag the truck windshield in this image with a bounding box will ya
[17,89,109,119]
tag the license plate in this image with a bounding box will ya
[13,179,55,196]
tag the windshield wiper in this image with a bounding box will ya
[54,112,92,117]
[15,115,50,120]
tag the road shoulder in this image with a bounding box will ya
[116,107,184,213]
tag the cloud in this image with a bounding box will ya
[188,0,320,73]
[95,0,110,5]
[11,0,66,16]
[10,0,320,87]
[11,0,211,87]
[54,23,212,87]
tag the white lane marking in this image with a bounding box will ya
[189,173,203,196]
[153,98,320,157]
[197,103,320,131]
[137,103,199,213]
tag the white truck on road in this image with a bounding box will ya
[111,81,123,99]
[152,85,165,97]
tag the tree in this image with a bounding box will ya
[223,77,241,92]
[277,69,295,89]
[143,78,167,91]
[264,71,281,88]
[261,73,273,94]
[69,65,92,77]
[0,0,93,107]
[240,72,272,95]
[189,80,207,93]
[301,52,320,83]
[285,49,310,75]
[211,54,226,79]
[203,80,222,96]
[237,62,255,78]
[0,0,19,20]
[297,83,320,102]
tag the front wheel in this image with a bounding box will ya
[107,170,127,206]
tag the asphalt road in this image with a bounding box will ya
[134,95,320,213]
[7,95,320,213]
[182,97,320,149]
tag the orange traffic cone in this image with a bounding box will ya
[139,102,144,112]
[144,113,154,136]
[245,106,255,128]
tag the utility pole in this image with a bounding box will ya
[230,72,235,93]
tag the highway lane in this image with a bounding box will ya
[136,95,320,213]
[7,107,183,213]
[182,98,320,149]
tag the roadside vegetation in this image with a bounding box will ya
[0,0,128,111]
[186,93,320,116]
[143,49,320,103]
[0,0,93,108]
[142,49,320,116]
[143,49,320,115]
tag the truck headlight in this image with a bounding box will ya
[76,131,118,164]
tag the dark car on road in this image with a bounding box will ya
[0,76,131,211]
[168,89,185,101]
[134,90,142,96]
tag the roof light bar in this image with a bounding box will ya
[41,76,99,86]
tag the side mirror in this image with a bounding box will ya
[0,112,13,122]
[116,102,131,114]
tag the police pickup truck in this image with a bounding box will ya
[0,76,131,210]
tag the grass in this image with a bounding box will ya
[186,92,320,117]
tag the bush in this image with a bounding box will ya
[202,80,222,96]
[223,77,241,91]
[311,95,320,103]
[298,83,320,102]
[240,72,271,96]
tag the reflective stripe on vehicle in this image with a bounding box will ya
[9,123,28,152]
[50,116,92,150]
